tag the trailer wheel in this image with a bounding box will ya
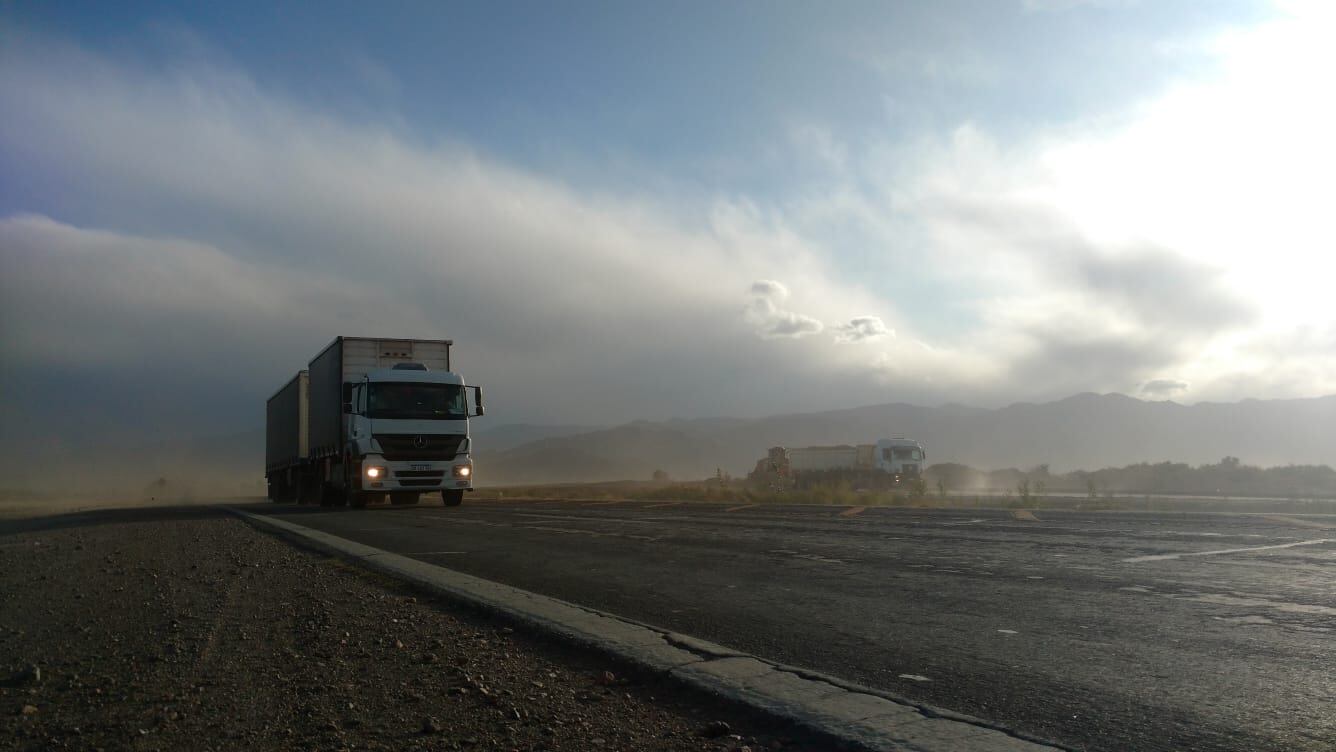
[442,490,464,507]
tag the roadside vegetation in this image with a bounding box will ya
[477,457,1336,514]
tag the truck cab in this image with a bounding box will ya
[343,363,481,506]
[874,438,926,481]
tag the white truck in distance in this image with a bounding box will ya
[750,438,926,490]
[266,337,485,507]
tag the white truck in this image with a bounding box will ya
[266,337,485,507]
[788,438,926,478]
[751,438,926,489]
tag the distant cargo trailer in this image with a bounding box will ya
[787,445,862,472]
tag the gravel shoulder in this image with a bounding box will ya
[0,505,817,751]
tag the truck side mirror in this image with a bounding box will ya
[471,385,485,417]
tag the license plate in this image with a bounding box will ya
[410,464,431,471]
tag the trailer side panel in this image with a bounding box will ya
[265,371,308,472]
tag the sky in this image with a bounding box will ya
[2,0,1335,463]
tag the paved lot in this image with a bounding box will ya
[254,500,1336,752]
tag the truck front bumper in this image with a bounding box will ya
[360,456,473,492]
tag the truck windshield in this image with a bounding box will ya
[892,447,923,461]
[367,383,467,420]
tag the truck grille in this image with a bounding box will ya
[375,434,464,461]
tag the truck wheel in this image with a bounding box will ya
[390,492,419,505]
[442,490,464,507]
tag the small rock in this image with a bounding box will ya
[20,704,38,716]
[421,716,442,734]
[699,720,731,738]
[595,670,616,686]
[3,666,41,687]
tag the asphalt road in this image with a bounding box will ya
[251,499,1336,752]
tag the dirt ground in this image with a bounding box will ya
[0,505,825,751]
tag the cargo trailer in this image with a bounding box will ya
[265,370,309,502]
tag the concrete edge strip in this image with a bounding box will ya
[223,506,1063,752]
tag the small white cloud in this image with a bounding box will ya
[763,312,824,339]
[745,280,823,339]
[1141,378,1190,396]
[834,316,894,344]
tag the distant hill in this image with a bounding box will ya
[478,393,1336,484]
[472,423,605,452]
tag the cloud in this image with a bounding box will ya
[834,316,893,344]
[0,33,914,463]
[749,279,790,299]
[764,312,825,339]
[743,281,824,339]
[1142,378,1190,397]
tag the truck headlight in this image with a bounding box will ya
[453,465,471,478]
[366,466,386,479]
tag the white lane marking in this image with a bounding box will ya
[1123,538,1333,562]
[767,549,846,564]
[899,674,931,682]
[408,551,468,555]
[1263,515,1336,530]
[997,629,1019,635]
[521,525,661,542]
[1121,587,1336,618]
[942,518,986,526]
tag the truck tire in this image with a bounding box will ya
[442,490,464,507]
[295,476,312,505]
[390,492,419,505]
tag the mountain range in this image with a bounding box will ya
[477,393,1336,484]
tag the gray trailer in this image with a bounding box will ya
[265,371,309,502]
[268,336,483,508]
